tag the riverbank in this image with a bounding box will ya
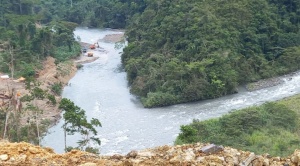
[246,72,298,91]
[36,33,125,126]
[0,32,125,129]
[44,26,300,155]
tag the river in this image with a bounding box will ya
[42,27,300,155]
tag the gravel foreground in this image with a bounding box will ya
[0,141,299,166]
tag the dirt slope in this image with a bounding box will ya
[0,33,124,127]
[0,141,299,166]
[0,57,77,126]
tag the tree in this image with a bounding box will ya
[121,0,300,107]
[59,98,101,152]
[21,80,48,145]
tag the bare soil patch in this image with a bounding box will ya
[101,33,124,43]
[0,57,77,126]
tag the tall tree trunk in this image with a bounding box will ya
[3,111,10,139]
[9,45,14,79]
[35,110,40,145]
[33,98,40,146]
[19,0,22,14]
[64,124,67,151]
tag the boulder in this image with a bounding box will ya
[0,154,8,161]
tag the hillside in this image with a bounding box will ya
[122,0,300,107]
[0,141,300,166]
[176,95,300,157]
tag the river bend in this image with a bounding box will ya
[42,27,300,155]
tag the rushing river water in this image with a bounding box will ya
[42,27,300,155]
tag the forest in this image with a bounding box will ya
[0,0,146,77]
[122,0,300,107]
[0,0,115,149]
[0,0,82,78]
[3,0,299,108]
[1,0,300,155]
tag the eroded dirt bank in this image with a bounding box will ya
[0,33,124,127]
[0,141,299,166]
[0,57,77,125]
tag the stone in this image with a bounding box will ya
[264,153,272,158]
[138,151,154,158]
[18,154,27,162]
[9,157,15,162]
[131,159,143,164]
[0,154,9,161]
[225,156,234,165]
[218,157,225,161]
[291,156,298,163]
[69,158,79,163]
[110,154,123,160]
[196,156,205,162]
[126,150,138,159]
[29,147,39,154]
[200,144,224,154]
[252,157,264,166]
[240,153,256,166]
[184,148,195,161]
[273,157,281,162]
[166,147,176,157]
[233,156,239,165]
[79,162,97,166]
[263,159,269,166]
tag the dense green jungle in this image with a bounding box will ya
[1,0,300,156]
[1,0,300,107]
[122,0,300,107]
[0,0,145,77]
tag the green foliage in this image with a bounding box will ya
[277,94,300,115]
[53,45,81,63]
[51,82,63,96]
[59,98,101,152]
[0,2,81,78]
[142,92,179,108]
[84,147,100,154]
[176,102,300,157]
[65,146,79,152]
[36,0,146,28]
[76,64,83,69]
[47,94,57,106]
[122,0,300,107]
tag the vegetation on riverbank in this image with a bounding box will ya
[0,1,83,147]
[3,1,300,108]
[176,94,300,157]
[2,0,300,158]
[121,0,300,107]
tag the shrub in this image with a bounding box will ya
[176,102,300,157]
[47,94,57,105]
[51,82,63,95]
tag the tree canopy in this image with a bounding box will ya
[0,0,80,78]
[1,0,300,108]
[121,0,300,107]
